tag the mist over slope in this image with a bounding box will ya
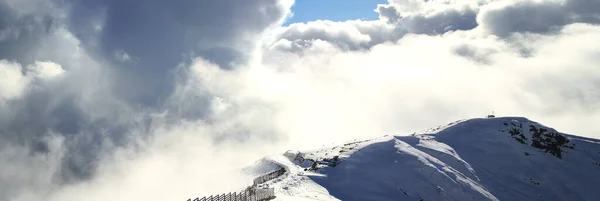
[2,0,600,200]
[252,117,600,201]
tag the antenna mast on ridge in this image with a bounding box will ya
[487,110,495,118]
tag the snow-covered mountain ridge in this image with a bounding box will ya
[249,117,600,201]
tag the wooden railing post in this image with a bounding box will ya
[191,167,283,201]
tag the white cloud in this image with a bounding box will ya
[0,60,29,101]
[114,50,132,62]
[28,61,65,79]
[272,20,374,51]
[1,0,600,201]
[0,59,67,102]
[377,1,479,34]
[0,134,65,200]
[258,23,600,141]
[266,19,406,52]
[477,0,600,37]
[38,120,272,201]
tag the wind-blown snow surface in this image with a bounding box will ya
[250,117,600,201]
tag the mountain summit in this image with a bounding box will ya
[249,117,600,201]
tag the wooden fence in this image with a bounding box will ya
[253,168,286,185]
[187,188,274,201]
[187,167,285,201]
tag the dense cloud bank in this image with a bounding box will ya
[1,0,599,200]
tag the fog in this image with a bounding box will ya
[1,0,599,200]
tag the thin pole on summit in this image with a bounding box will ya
[487,110,495,118]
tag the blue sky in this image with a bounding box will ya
[284,0,387,25]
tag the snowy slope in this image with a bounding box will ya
[248,117,600,201]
